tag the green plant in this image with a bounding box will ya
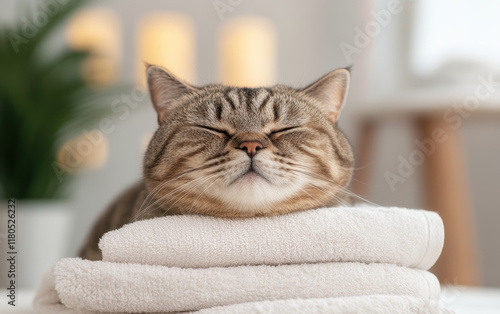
[0,0,122,199]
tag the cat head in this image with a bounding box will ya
[142,65,354,217]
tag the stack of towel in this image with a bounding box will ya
[34,206,452,313]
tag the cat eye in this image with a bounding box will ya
[268,126,299,137]
[196,125,231,137]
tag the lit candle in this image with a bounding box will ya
[66,8,121,86]
[57,130,108,173]
[137,13,196,85]
[219,16,277,87]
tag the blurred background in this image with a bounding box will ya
[0,0,499,293]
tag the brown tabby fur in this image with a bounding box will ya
[79,65,354,260]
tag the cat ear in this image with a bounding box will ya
[146,64,198,124]
[301,68,350,123]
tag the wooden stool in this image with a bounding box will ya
[350,86,497,286]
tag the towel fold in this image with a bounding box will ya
[34,258,440,313]
[196,295,454,314]
[100,206,444,270]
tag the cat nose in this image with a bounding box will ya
[238,141,264,157]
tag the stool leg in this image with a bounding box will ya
[351,119,377,198]
[417,116,481,286]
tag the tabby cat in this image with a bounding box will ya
[79,65,354,260]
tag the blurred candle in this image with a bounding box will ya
[66,8,121,86]
[137,13,196,85]
[57,130,108,174]
[219,16,277,87]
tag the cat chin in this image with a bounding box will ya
[213,175,305,214]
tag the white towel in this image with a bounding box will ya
[196,295,454,314]
[33,258,440,313]
[100,206,444,270]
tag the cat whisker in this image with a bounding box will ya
[294,182,327,207]
[162,175,217,216]
[140,167,205,214]
[288,167,380,207]
[136,176,210,220]
[305,181,352,207]
[139,180,172,214]
[138,161,229,219]
[188,180,218,214]
[348,162,374,171]
[289,173,351,207]
[139,173,191,212]
[149,176,209,208]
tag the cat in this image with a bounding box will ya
[79,65,354,260]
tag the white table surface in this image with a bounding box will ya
[357,84,500,117]
[1,286,499,313]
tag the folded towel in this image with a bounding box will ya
[196,295,454,314]
[100,206,444,270]
[33,258,440,313]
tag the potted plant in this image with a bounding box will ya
[0,0,122,289]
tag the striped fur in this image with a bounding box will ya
[79,66,354,260]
